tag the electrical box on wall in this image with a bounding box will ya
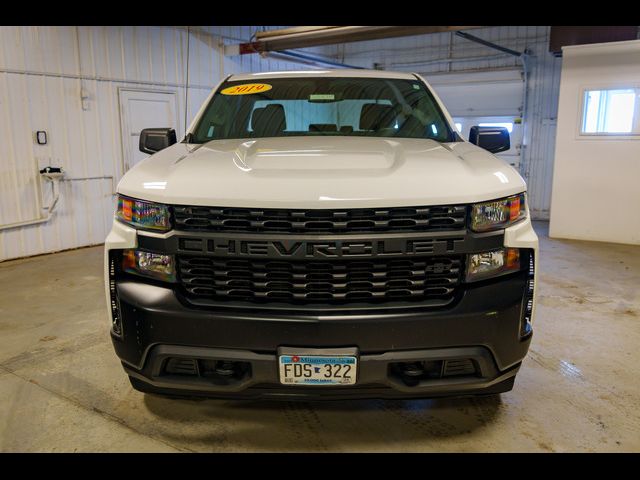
[36,131,47,145]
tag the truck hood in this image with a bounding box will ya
[117,137,526,208]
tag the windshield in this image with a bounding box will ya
[190,76,456,143]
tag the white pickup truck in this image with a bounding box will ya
[105,69,538,400]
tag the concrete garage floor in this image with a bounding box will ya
[0,221,638,452]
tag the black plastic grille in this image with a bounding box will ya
[165,358,198,375]
[443,359,476,377]
[177,255,463,304]
[173,205,467,234]
[108,253,122,336]
[521,250,535,337]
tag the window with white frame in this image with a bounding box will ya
[581,88,640,135]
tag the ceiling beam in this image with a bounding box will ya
[255,26,339,40]
[228,26,484,55]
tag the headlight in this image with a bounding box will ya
[122,249,176,282]
[116,195,171,232]
[466,248,520,282]
[470,193,526,232]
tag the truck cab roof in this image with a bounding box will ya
[228,69,419,81]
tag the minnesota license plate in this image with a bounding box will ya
[279,355,357,386]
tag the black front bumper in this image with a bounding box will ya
[111,270,532,400]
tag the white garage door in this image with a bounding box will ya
[426,69,525,168]
[426,68,524,117]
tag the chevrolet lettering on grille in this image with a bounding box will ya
[177,236,466,259]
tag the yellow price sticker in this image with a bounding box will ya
[220,83,273,95]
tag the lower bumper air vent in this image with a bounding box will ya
[390,358,479,387]
[165,358,199,376]
[162,357,252,385]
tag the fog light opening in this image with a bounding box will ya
[213,361,237,377]
[199,359,251,385]
[392,360,444,386]
[390,359,479,386]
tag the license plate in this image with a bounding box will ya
[279,355,357,386]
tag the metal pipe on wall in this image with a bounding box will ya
[0,67,214,91]
[0,176,115,231]
[0,178,61,231]
[263,50,364,69]
[390,53,512,68]
[519,52,531,178]
[63,176,116,195]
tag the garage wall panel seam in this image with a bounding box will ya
[0,25,316,261]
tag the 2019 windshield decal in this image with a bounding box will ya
[220,83,273,95]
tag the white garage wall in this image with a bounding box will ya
[549,40,640,245]
[0,26,333,261]
[333,26,563,220]
[5,26,636,260]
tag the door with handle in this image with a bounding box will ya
[119,89,179,172]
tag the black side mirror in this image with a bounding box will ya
[139,128,177,154]
[469,126,510,154]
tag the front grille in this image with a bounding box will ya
[177,255,463,304]
[173,205,467,234]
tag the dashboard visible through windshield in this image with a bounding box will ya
[191,76,456,143]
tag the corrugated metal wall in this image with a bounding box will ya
[0,25,330,261]
[0,25,576,260]
[334,26,562,219]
